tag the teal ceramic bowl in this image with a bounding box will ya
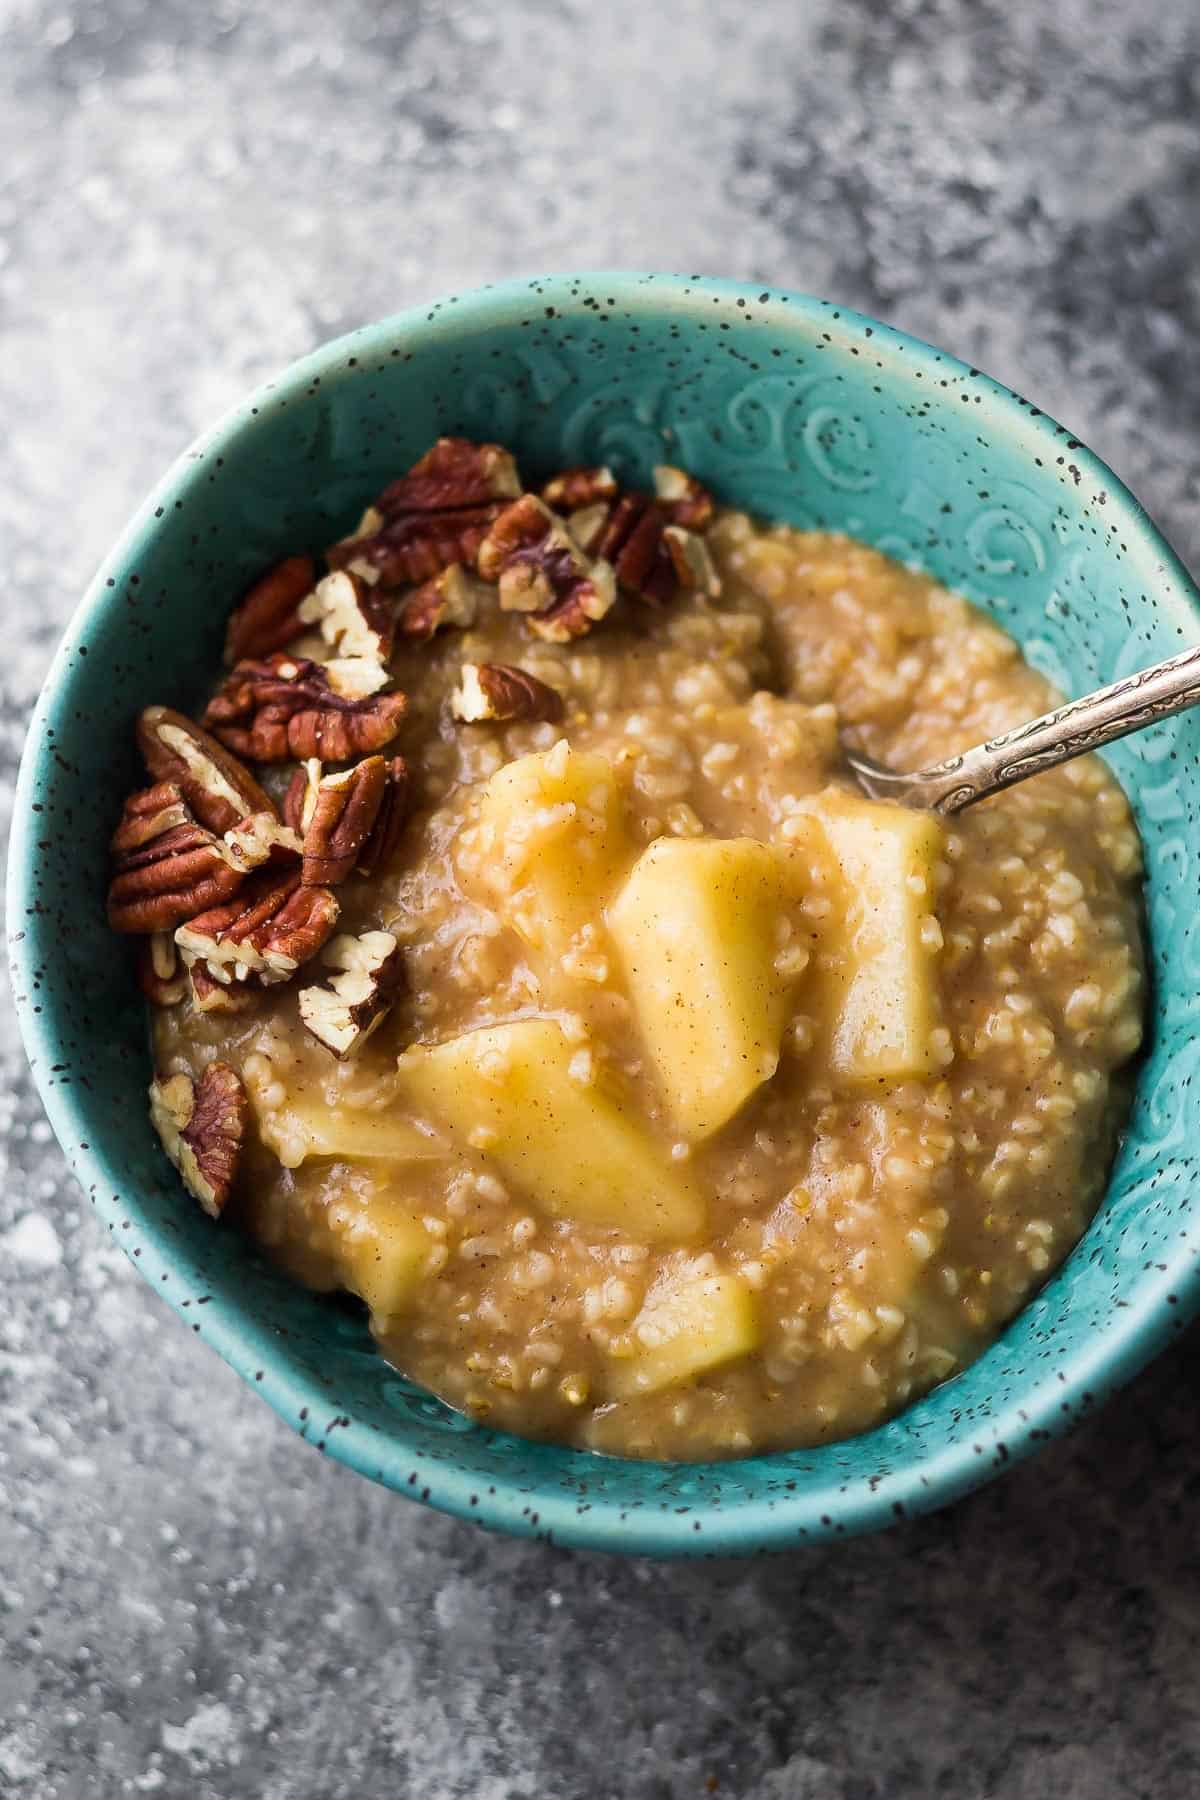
[11,273,1200,1556]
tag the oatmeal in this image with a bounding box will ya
[108,440,1145,1461]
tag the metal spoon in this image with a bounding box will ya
[843,642,1200,815]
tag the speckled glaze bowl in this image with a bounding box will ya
[11,273,1200,1555]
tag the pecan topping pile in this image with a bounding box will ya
[110,435,721,1216]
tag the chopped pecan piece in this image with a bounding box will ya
[397,563,489,641]
[137,932,189,1006]
[318,657,392,701]
[108,784,245,934]
[356,757,411,878]
[375,438,521,517]
[328,503,506,588]
[298,930,404,1058]
[653,465,716,532]
[539,466,618,511]
[347,504,385,542]
[663,524,721,598]
[301,756,388,886]
[328,507,385,585]
[223,811,304,872]
[137,707,273,835]
[564,503,612,555]
[188,961,262,1015]
[282,758,322,834]
[202,654,407,763]
[148,1062,247,1219]
[176,866,339,984]
[224,555,317,664]
[450,662,565,725]
[477,495,617,643]
[296,569,395,673]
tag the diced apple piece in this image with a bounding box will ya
[395,1018,704,1242]
[339,1201,432,1322]
[254,1094,447,1170]
[467,743,634,952]
[608,1270,760,1398]
[801,787,946,1083]
[607,834,819,1139]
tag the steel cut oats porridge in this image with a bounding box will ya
[108,439,1145,1460]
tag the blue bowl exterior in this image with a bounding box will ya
[10,272,1200,1556]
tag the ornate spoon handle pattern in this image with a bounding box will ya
[844,643,1200,815]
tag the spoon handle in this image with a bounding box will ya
[923,641,1200,814]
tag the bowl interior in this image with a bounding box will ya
[12,273,1200,1554]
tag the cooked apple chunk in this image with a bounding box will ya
[252,1091,447,1170]
[800,788,946,1083]
[608,1269,761,1398]
[395,1018,704,1241]
[466,743,633,953]
[338,1201,433,1323]
[607,834,820,1140]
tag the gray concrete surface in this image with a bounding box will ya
[3,1,1200,1794]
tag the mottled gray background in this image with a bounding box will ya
[3,1,1200,1795]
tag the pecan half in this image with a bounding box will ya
[148,1062,247,1219]
[288,756,410,875]
[224,555,317,664]
[356,757,411,878]
[375,438,521,517]
[223,811,304,872]
[301,756,387,886]
[596,493,675,603]
[397,563,489,641]
[450,662,565,725]
[137,932,189,1006]
[539,466,618,512]
[176,866,339,984]
[298,930,404,1058]
[597,494,721,604]
[653,465,716,532]
[328,502,507,589]
[138,707,274,835]
[477,495,617,643]
[188,961,262,1015]
[111,780,192,854]
[108,785,245,934]
[296,569,395,674]
[202,654,407,763]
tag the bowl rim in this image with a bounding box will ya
[11,269,1200,1557]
